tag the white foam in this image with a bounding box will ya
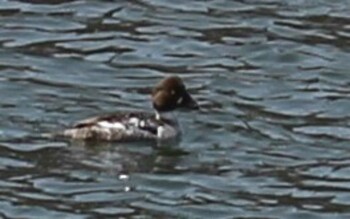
[119,174,129,180]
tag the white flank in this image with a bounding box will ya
[98,121,126,130]
[139,120,145,127]
[157,126,165,138]
[128,117,139,126]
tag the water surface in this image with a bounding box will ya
[1,0,350,218]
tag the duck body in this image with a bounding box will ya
[59,76,198,142]
[62,111,179,141]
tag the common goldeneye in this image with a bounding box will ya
[59,76,199,141]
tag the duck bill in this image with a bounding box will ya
[179,91,199,110]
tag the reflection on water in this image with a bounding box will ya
[1,0,350,218]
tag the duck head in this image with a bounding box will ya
[152,76,199,113]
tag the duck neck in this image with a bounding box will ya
[155,111,178,124]
[155,111,161,120]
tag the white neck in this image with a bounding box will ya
[155,111,161,120]
[155,111,178,122]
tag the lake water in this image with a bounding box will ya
[1,0,350,218]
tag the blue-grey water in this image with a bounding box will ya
[1,0,350,218]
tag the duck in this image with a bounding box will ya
[59,76,199,141]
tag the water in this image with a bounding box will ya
[1,0,350,218]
